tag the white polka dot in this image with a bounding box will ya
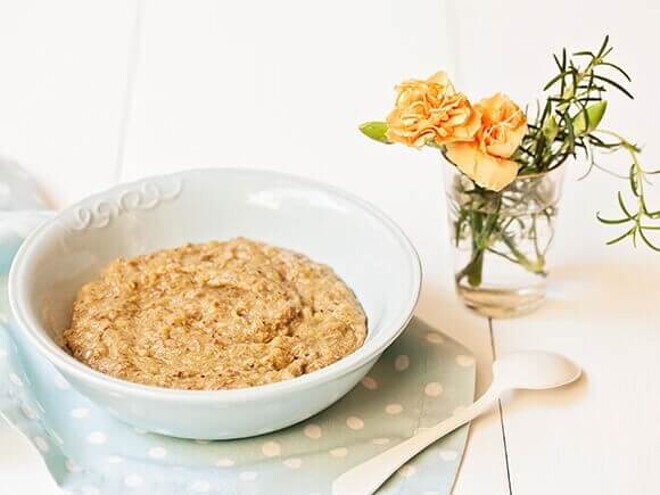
[53,374,70,389]
[394,355,410,371]
[33,436,49,453]
[124,474,144,489]
[439,449,459,461]
[425,382,444,397]
[194,439,210,445]
[372,437,390,445]
[148,447,167,459]
[456,354,475,367]
[261,441,281,457]
[21,403,37,419]
[398,464,416,478]
[87,431,107,445]
[65,459,82,473]
[361,376,378,390]
[385,403,403,415]
[330,447,348,458]
[189,480,211,493]
[425,332,445,345]
[283,458,302,469]
[80,486,100,495]
[215,458,235,467]
[71,407,90,419]
[239,471,258,481]
[303,424,322,439]
[346,416,364,430]
[9,373,23,387]
[106,455,124,464]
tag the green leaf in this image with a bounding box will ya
[600,61,632,82]
[560,109,577,155]
[597,35,610,58]
[629,163,640,197]
[543,72,565,91]
[572,100,607,136]
[639,228,660,252]
[592,74,634,99]
[617,191,633,217]
[358,121,391,144]
[596,212,631,225]
[606,226,635,246]
[552,53,564,71]
[542,115,559,143]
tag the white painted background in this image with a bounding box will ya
[0,1,659,493]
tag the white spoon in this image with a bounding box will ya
[332,351,581,495]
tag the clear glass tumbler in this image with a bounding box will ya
[443,161,565,317]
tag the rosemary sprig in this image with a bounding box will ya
[595,131,660,250]
[518,36,659,251]
[517,35,630,175]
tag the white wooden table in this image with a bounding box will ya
[1,1,659,493]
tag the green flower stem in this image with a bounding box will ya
[464,248,484,287]
[499,230,547,276]
[455,208,548,288]
[455,210,485,287]
[457,208,500,287]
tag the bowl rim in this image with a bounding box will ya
[8,167,422,402]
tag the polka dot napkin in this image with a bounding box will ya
[0,166,476,495]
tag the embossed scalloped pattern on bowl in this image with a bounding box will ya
[64,177,182,231]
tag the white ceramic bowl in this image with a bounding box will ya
[8,168,421,439]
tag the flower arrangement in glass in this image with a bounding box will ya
[360,37,658,317]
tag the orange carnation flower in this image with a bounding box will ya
[446,93,527,191]
[385,72,481,148]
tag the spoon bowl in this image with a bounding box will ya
[332,350,582,495]
[493,351,582,391]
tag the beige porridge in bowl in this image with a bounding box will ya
[63,238,367,390]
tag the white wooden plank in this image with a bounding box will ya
[453,0,660,493]
[0,1,137,494]
[494,173,660,495]
[121,1,509,492]
[0,0,136,206]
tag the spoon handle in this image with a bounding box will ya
[331,385,501,495]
